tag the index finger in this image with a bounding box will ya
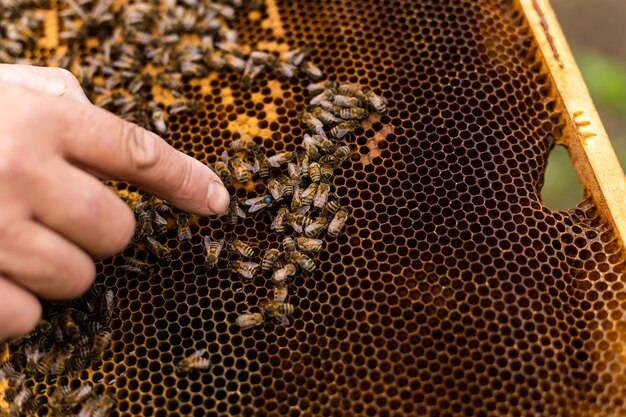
[47,91,230,216]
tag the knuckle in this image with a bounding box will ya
[122,122,162,171]
[55,68,85,100]
[175,158,198,201]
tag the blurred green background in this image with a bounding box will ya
[540,0,626,210]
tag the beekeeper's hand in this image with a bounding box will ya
[0,64,230,340]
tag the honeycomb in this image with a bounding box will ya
[3,0,626,416]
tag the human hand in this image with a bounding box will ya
[0,64,230,340]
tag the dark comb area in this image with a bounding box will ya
[2,1,626,417]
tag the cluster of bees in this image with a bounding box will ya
[0,285,115,416]
[207,80,386,331]
[0,0,388,409]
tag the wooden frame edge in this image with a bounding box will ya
[516,0,626,244]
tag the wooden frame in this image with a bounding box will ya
[517,0,626,244]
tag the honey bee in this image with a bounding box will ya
[364,88,388,114]
[304,216,329,237]
[271,207,289,233]
[236,312,264,330]
[297,182,317,212]
[90,331,112,358]
[334,145,351,164]
[225,53,246,72]
[148,102,168,135]
[232,261,261,281]
[169,99,198,115]
[177,348,211,372]
[301,110,327,137]
[307,80,337,95]
[9,386,35,415]
[308,162,321,183]
[271,264,297,286]
[296,237,324,253]
[214,151,233,186]
[227,154,254,184]
[333,94,361,108]
[289,251,316,273]
[311,106,343,125]
[286,213,313,234]
[243,195,274,213]
[274,286,288,304]
[66,383,93,404]
[176,212,192,241]
[300,60,322,80]
[152,210,168,237]
[62,311,81,342]
[251,153,271,178]
[303,134,320,161]
[339,107,369,120]
[203,236,224,270]
[313,181,331,209]
[310,86,337,106]
[224,197,246,226]
[242,60,265,86]
[320,162,336,181]
[268,178,288,202]
[261,300,295,325]
[267,151,295,168]
[318,99,344,116]
[282,236,297,253]
[290,183,303,212]
[230,239,255,258]
[327,209,349,239]
[261,248,283,272]
[337,84,367,101]
[323,200,342,217]
[121,257,155,277]
[134,201,153,239]
[24,343,44,374]
[270,60,297,79]
[284,44,310,67]
[330,120,359,139]
[144,236,172,262]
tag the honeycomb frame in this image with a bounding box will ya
[3,0,626,417]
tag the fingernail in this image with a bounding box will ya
[207,180,230,215]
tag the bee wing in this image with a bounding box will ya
[237,207,247,218]
[292,223,303,234]
[153,212,168,225]
[297,205,311,215]
[249,202,268,213]
[221,150,229,164]
[243,162,256,172]
[275,315,291,326]
[203,235,211,250]
[267,155,281,168]
[188,348,207,359]
[243,196,265,206]
[217,239,225,253]
[250,158,261,173]
[121,265,143,274]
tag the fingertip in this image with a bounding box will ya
[207,180,231,215]
[0,277,41,340]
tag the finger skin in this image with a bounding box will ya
[30,158,135,258]
[1,80,232,216]
[64,106,230,215]
[0,221,95,300]
[0,276,41,341]
[0,64,90,104]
